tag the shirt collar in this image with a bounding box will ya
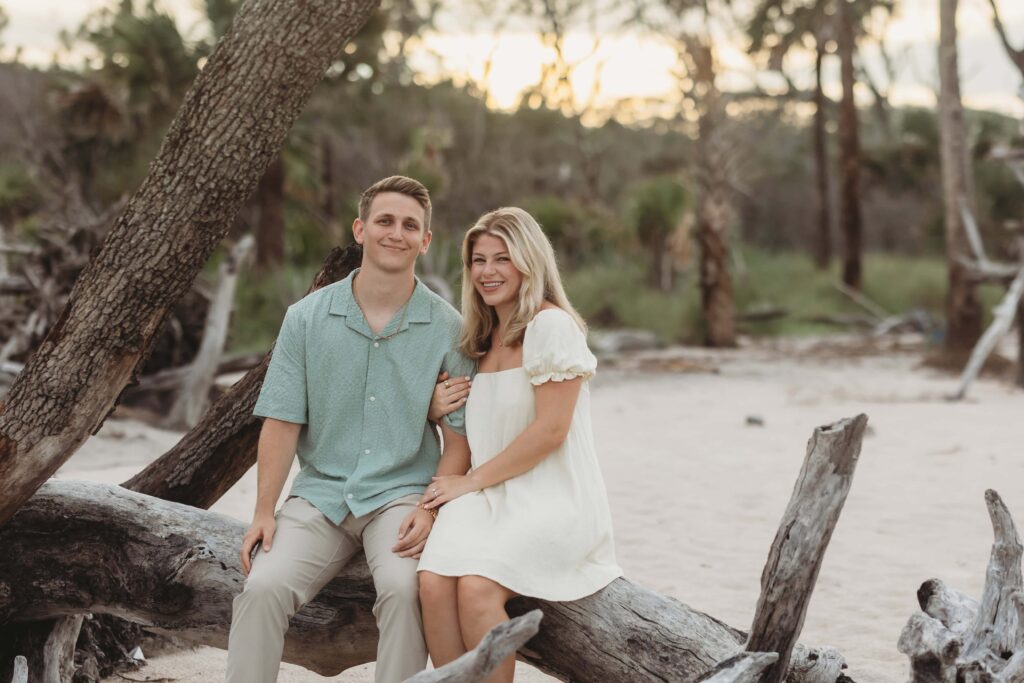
[328,269,433,335]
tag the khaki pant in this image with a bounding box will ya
[226,495,425,683]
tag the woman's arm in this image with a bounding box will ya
[424,377,582,508]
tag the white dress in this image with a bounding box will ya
[417,309,621,600]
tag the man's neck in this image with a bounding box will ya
[353,264,416,315]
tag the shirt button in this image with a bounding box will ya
[346,494,353,500]
[373,342,380,348]
[369,396,376,402]
[364,449,370,454]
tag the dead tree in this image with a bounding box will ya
[939,0,984,354]
[836,0,864,291]
[950,205,1024,399]
[899,490,1024,681]
[0,0,382,526]
[683,35,737,348]
[166,235,254,430]
[0,416,866,682]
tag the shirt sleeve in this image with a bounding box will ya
[253,305,308,424]
[522,310,597,386]
[440,345,476,436]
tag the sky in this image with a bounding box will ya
[1,0,1022,120]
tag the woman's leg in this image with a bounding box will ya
[456,575,518,683]
[419,571,466,667]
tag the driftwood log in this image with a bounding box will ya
[899,490,1024,681]
[0,479,851,682]
[746,414,867,683]
[694,653,779,682]
[0,416,867,683]
[404,611,542,683]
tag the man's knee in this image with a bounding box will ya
[236,570,301,616]
[374,564,420,610]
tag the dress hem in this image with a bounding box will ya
[417,557,622,602]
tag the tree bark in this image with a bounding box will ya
[813,37,833,271]
[746,415,868,683]
[0,480,848,683]
[687,37,736,348]
[0,0,381,526]
[939,0,983,354]
[1018,296,1024,389]
[836,0,863,290]
[124,244,363,507]
[255,155,286,271]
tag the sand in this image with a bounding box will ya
[52,333,1024,682]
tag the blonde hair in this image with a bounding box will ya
[359,175,432,231]
[459,207,586,359]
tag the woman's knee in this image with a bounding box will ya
[456,576,506,617]
[419,571,456,606]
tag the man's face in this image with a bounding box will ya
[353,192,431,274]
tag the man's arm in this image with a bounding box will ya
[240,418,301,575]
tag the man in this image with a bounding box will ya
[226,176,474,683]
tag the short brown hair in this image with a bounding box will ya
[359,176,432,232]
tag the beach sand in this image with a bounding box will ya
[53,334,1023,682]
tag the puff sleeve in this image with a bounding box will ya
[522,309,597,386]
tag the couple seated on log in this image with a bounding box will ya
[227,175,621,682]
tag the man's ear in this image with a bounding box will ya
[352,217,365,245]
[420,228,432,254]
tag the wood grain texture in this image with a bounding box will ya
[0,481,847,681]
[746,414,868,683]
[0,0,380,525]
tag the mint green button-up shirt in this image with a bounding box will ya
[253,270,475,523]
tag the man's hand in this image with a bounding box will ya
[240,514,277,576]
[392,506,434,559]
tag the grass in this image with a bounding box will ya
[226,248,1010,353]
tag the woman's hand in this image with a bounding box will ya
[428,372,472,422]
[423,474,480,509]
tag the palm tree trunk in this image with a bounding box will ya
[812,38,832,270]
[836,0,863,290]
[689,40,737,348]
[939,0,983,353]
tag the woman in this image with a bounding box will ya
[417,207,621,681]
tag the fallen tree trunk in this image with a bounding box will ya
[0,480,848,682]
[899,490,1024,681]
[0,0,381,526]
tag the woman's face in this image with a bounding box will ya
[470,233,523,312]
